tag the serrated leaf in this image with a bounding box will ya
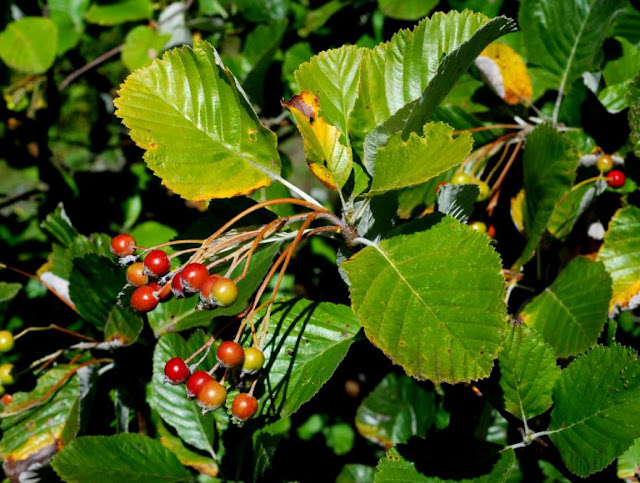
[353,11,515,171]
[498,324,560,420]
[369,122,472,194]
[156,418,219,477]
[41,204,78,247]
[355,373,435,448]
[598,206,640,314]
[85,0,152,25]
[122,26,170,72]
[475,42,532,105]
[512,124,577,269]
[69,254,122,329]
[343,216,507,383]
[378,0,438,21]
[147,243,280,335]
[51,434,189,482]
[519,0,625,89]
[0,366,80,480]
[435,183,479,223]
[114,41,281,200]
[283,91,352,189]
[0,17,58,74]
[549,344,640,477]
[519,257,611,358]
[103,306,143,346]
[150,333,217,456]
[629,75,640,158]
[374,446,515,482]
[251,299,360,419]
[49,0,90,54]
[295,45,364,139]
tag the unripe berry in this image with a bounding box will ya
[451,172,472,185]
[110,234,136,257]
[242,347,265,374]
[200,275,222,301]
[197,379,227,412]
[164,357,190,385]
[475,180,490,201]
[217,341,245,368]
[0,331,15,353]
[607,170,626,189]
[131,285,159,312]
[469,221,487,234]
[596,154,614,173]
[144,250,171,277]
[232,393,258,421]
[126,262,148,287]
[0,364,15,386]
[210,278,238,307]
[186,370,213,398]
[180,263,209,293]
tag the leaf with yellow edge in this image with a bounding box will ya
[597,206,640,315]
[475,43,532,105]
[114,41,281,201]
[282,91,352,189]
[156,418,218,477]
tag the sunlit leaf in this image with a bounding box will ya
[85,0,152,25]
[0,17,58,74]
[378,0,438,21]
[121,26,170,72]
[49,0,90,54]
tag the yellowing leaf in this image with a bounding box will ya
[510,189,525,233]
[475,42,532,105]
[282,91,352,190]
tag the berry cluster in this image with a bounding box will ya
[596,154,627,189]
[110,234,239,313]
[0,331,16,399]
[163,341,264,421]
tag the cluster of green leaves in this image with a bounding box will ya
[2,0,640,481]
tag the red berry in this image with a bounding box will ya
[200,274,222,301]
[232,393,258,421]
[126,262,148,287]
[180,263,209,292]
[156,282,173,301]
[487,224,496,239]
[131,285,159,312]
[110,234,136,257]
[186,370,213,398]
[144,250,171,277]
[197,379,227,411]
[164,357,190,385]
[171,272,185,298]
[1,393,12,406]
[210,278,239,307]
[607,170,626,189]
[217,341,245,368]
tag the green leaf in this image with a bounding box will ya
[597,206,640,314]
[103,306,143,346]
[548,181,604,240]
[604,37,640,86]
[114,41,281,200]
[282,42,314,92]
[519,0,625,88]
[253,418,291,481]
[337,464,376,483]
[51,434,190,482]
[295,45,364,140]
[343,216,506,383]
[252,299,360,419]
[299,0,347,38]
[598,81,632,114]
[150,333,217,456]
[0,282,21,303]
[41,204,78,247]
[378,0,438,21]
[0,17,58,74]
[448,0,504,18]
[325,423,355,455]
[147,243,280,335]
[0,366,80,480]
[618,437,640,479]
[369,123,472,194]
[69,254,123,329]
[122,26,170,72]
[374,446,515,482]
[498,324,560,420]
[519,257,611,358]
[549,344,640,477]
[49,0,90,54]
[512,124,577,269]
[85,0,153,25]
[612,4,640,46]
[435,183,479,223]
[156,418,219,477]
[355,12,515,170]
[629,75,640,158]
[355,373,436,447]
